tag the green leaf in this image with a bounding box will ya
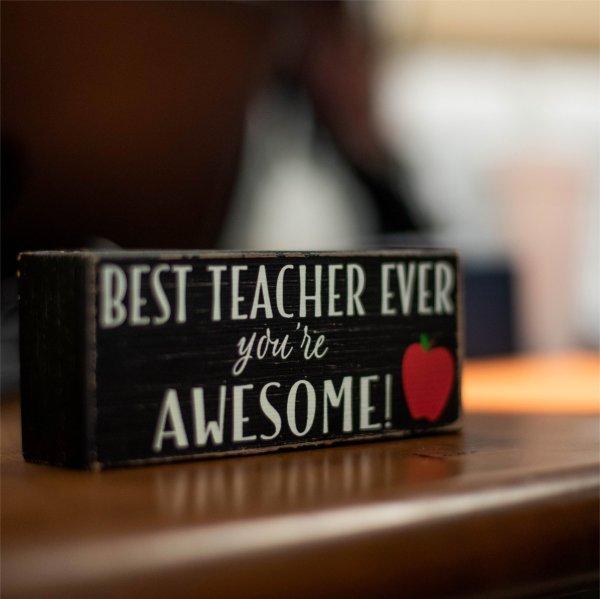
[420,333,431,351]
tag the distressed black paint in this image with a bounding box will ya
[19,250,461,469]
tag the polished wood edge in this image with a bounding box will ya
[4,464,597,597]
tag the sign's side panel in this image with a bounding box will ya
[94,253,460,466]
[19,255,90,467]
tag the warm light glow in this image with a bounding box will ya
[463,353,600,413]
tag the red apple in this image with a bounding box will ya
[402,334,455,422]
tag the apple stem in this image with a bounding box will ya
[420,333,431,351]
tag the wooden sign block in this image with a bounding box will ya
[18,250,462,469]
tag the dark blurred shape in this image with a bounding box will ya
[1,136,24,217]
[1,137,26,277]
[464,263,515,357]
[1,1,275,275]
[1,1,422,280]
[275,1,422,233]
[345,157,420,233]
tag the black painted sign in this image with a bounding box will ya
[19,250,461,469]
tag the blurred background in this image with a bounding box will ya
[2,0,599,391]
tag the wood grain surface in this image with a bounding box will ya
[2,355,599,598]
[2,352,599,598]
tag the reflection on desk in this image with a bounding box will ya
[2,355,599,598]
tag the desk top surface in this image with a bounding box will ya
[2,354,599,598]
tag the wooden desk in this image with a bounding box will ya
[2,355,599,598]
